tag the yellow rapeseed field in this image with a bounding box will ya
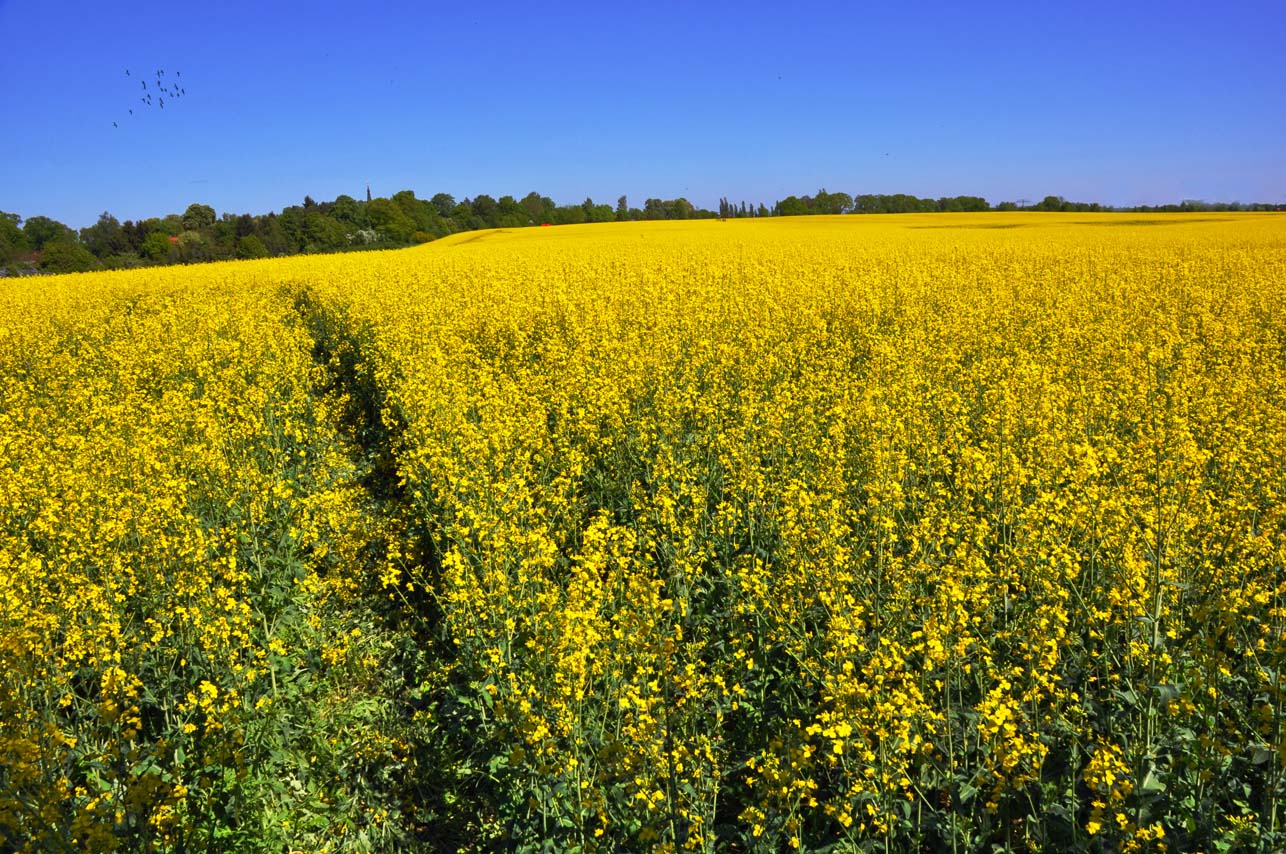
[3,212,1285,852]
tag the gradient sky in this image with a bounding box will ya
[2,0,1283,229]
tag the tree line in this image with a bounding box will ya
[770,192,1281,216]
[0,191,725,275]
[2,189,1279,275]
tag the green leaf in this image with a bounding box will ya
[1140,764,1165,795]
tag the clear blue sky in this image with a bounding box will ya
[2,0,1283,228]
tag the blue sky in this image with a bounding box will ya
[2,0,1283,228]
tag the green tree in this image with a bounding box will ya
[38,240,99,273]
[140,231,177,261]
[393,190,435,232]
[22,215,75,250]
[521,192,555,225]
[775,196,809,217]
[430,193,456,218]
[330,195,365,227]
[276,207,308,251]
[366,198,416,243]
[0,211,25,263]
[552,205,587,225]
[813,189,852,214]
[949,195,990,212]
[182,203,216,231]
[303,212,347,251]
[497,195,529,227]
[471,194,500,227]
[260,215,292,255]
[236,235,269,259]
[665,198,695,219]
[580,198,614,223]
[80,212,129,258]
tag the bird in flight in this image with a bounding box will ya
[118,66,188,127]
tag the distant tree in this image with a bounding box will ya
[553,205,587,225]
[666,198,695,220]
[578,198,613,223]
[471,194,500,227]
[22,215,76,250]
[852,194,880,214]
[80,212,128,258]
[521,192,555,224]
[276,207,307,251]
[452,199,478,229]
[391,190,436,233]
[775,196,809,217]
[208,216,237,258]
[430,193,456,218]
[230,213,256,237]
[616,196,628,221]
[0,211,27,262]
[498,195,529,227]
[366,198,417,243]
[39,240,99,273]
[303,211,346,251]
[175,230,214,263]
[259,215,291,255]
[140,231,177,261]
[161,215,186,236]
[330,195,365,226]
[813,190,851,215]
[950,195,989,212]
[236,234,269,259]
[182,203,216,231]
[119,220,147,253]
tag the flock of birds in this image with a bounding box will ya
[113,68,187,128]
